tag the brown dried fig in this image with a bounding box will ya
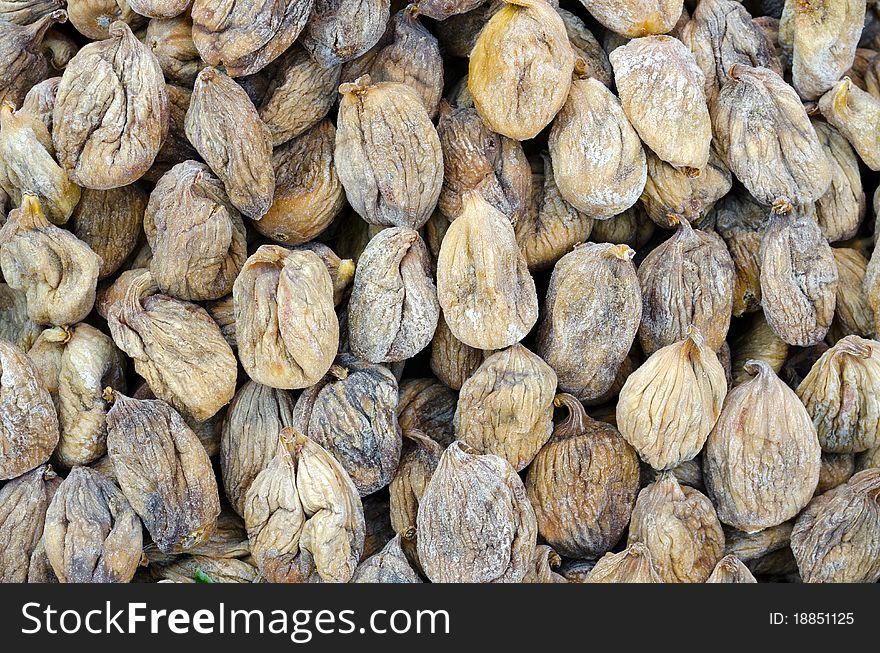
[397,379,457,448]
[300,0,390,67]
[713,189,769,316]
[429,313,484,391]
[818,77,880,171]
[585,542,662,583]
[389,429,442,536]
[66,1,144,40]
[730,312,789,385]
[0,465,60,581]
[0,9,67,107]
[812,120,866,242]
[580,0,683,38]
[352,534,421,583]
[0,283,40,350]
[706,554,758,583]
[829,247,873,341]
[145,13,205,86]
[128,0,190,19]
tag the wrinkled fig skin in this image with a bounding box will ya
[191,0,314,78]
[468,0,575,141]
[0,196,100,327]
[526,394,639,559]
[0,465,60,582]
[129,0,191,19]
[791,469,880,583]
[20,77,61,134]
[0,10,66,108]
[348,228,439,364]
[294,242,355,307]
[704,360,822,533]
[549,74,646,218]
[417,442,537,583]
[730,313,789,385]
[397,379,457,448]
[53,21,169,190]
[259,46,341,148]
[680,0,784,103]
[797,336,880,453]
[724,520,794,562]
[610,36,712,171]
[244,429,365,583]
[418,0,484,20]
[707,554,758,583]
[389,429,442,535]
[352,534,421,583]
[71,186,147,280]
[812,120,866,242]
[0,103,81,226]
[436,193,538,350]
[523,544,567,583]
[145,14,205,87]
[790,0,866,100]
[537,243,641,402]
[293,355,401,497]
[638,219,735,356]
[145,161,247,302]
[711,65,832,205]
[234,246,338,390]
[429,313,483,390]
[105,269,237,422]
[0,0,63,25]
[819,77,880,171]
[618,330,727,471]
[713,190,769,317]
[628,473,725,583]
[455,344,556,471]
[256,121,346,246]
[0,283,40,351]
[816,452,856,495]
[146,84,199,184]
[830,249,873,341]
[336,77,443,230]
[28,324,127,468]
[106,393,221,553]
[586,542,663,583]
[558,8,613,87]
[185,67,275,220]
[43,467,143,583]
[301,0,391,67]
[760,206,839,347]
[66,1,144,40]
[221,381,298,518]
[580,0,683,38]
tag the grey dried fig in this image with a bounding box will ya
[19,77,60,134]
[301,0,390,67]
[0,0,63,25]
[352,534,421,583]
[0,465,60,582]
[128,0,190,18]
[397,380,457,448]
[0,9,67,107]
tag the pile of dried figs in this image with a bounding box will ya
[1,0,880,584]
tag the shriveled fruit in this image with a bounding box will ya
[0,465,60,582]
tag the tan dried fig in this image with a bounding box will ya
[0,9,67,107]
[145,13,205,86]
[301,0,390,67]
[418,0,484,20]
[713,189,768,316]
[590,203,655,249]
[724,520,794,564]
[428,312,484,391]
[389,429,442,536]
[0,283,40,351]
[0,0,64,25]
[128,0,190,18]
[829,248,873,341]
[352,534,421,583]
[557,7,613,87]
[293,242,354,307]
[397,380,457,448]
[145,83,198,184]
[0,465,60,582]
[580,0,683,38]
[585,542,662,583]
[706,554,758,583]
[819,77,880,171]
[816,452,856,495]
[66,1,144,40]
[730,312,789,386]
[19,76,60,134]
[812,120,866,242]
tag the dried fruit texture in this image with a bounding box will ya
[436,193,537,350]
[680,0,784,104]
[455,344,556,471]
[234,245,338,390]
[522,545,567,583]
[258,46,340,148]
[41,27,78,71]
[0,10,66,107]
[43,466,142,583]
[145,161,247,302]
[812,121,866,243]
[0,195,100,326]
[184,508,250,559]
[797,335,880,453]
[146,14,205,86]
[342,6,443,119]
[66,1,143,40]
[468,0,574,141]
[711,65,831,205]
[537,243,641,402]
[610,36,711,171]
[0,103,81,226]
[151,556,258,583]
[791,469,880,582]
[638,219,734,356]
[816,452,856,494]
[436,104,531,226]
[294,242,355,307]
[53,22,169,190]
[185,67,274,220]
[855,443,880,472]
[730,313,789,386]
[129,0,191,18]
[0,0,63,24]
[105,269,237,421]
[301,0,390,66]
[0,283,40,350]
[713,190,768,316]
[95,267,147,320]
[789,0,866,100]
[724,520,793,562]
[760,205,838,346]
[585,543,662,583]
[352,534,421,583]
[706,554,758,583]
[106,392,221,553]
[397,380,456,448]
[131,382,224,457]
[336,77,443,230]
[255,121,345,246]
[704,360,821,532]
[20,77,60,134]
[618,329,727,471]
[28,324,126,468]
[558,8,613,87]
[221,381,297,517]
[867,51,880,97]
[639,149,732,228]
[349,228,439,364]
[416,441,537,583]
[70,186,145,281]
[145,84,198,184]
[244,428,365,583]
[526,393,639,558]
[293,355,400,496]
[549,72,646,218]
[389,429,442,535]
[191,0,312,78]
[418,0,484,20]
[819,77,880,170]
[580,0,683,38]
[429,313,483,390]
[515,152,593,272]
[0,465,60,582]
[590,203,655,249]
